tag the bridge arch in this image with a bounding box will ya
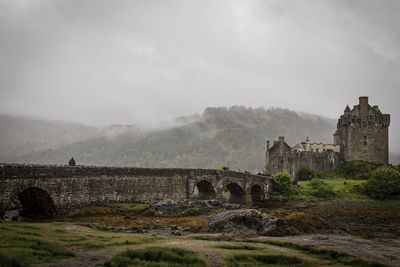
[250,184,264,205]
[226,183,246,204]
[17,187,56,218]
[195,180,216,199]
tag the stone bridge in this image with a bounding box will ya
[0,164,271,217]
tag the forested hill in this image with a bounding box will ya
[0,114,98,160]
[6,106,337,171]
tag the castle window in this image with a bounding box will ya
[363,136,368,147]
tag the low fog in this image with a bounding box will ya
[0,0,399,153]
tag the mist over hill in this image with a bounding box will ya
[3,106,338,171]
[0,114,99,160]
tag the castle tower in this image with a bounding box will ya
[333,96,390,164]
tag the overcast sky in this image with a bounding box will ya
[0,0,399,150]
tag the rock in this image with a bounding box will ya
[172,229,183,236]
[222,203,241,210]
[207,209,286,235]
[3,210,20,221]
[324,229,352,236]
[372,232,396,239]
[171,225,178,230]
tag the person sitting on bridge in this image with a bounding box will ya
[68,157,76,166]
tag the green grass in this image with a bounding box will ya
[53,225,161,250]
[295,178,367,201]
[0,226,75,266]
[69,238,159,250]
[107,203,150,213]
[11,224,41,230]
[212,244,262,250]
[103,247,207,267]
[293,177,400,207]
[190,235,217,241]
[68,203,150,218]
[89,222,113,232]
[0,220,165,266]
[225,254,311,267]
[0,251,24,267]
[242,239,388,266]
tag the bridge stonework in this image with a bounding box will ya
[0,164,271,217]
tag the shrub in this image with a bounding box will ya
[363,166,400,200]
[216,166,229,171]
[309,179,335,198]
[225,254,309,267]
[298,166,315,181]
[272,172,294,195]
[396,164,400,173]
[344,182,363,194]
[337,161,382,179]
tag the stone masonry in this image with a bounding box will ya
[266,96,390,180]
[334,96,390,164]
[266,137,340,181]
[0,164,270,217]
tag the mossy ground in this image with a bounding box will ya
[0,220,162,266]
[1,197,399,266]
[65,203,210,233]
[0,219,394,267]
[103,246,207,267]
[241,239,388,266]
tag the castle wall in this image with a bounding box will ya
[345,127,388,164]
[269,151,340,181]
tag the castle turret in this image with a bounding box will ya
[359,96,369,118]
[334,96,390,164]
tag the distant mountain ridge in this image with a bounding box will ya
[0,114,99,160]
[3,106,339,171]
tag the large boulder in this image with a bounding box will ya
[207,209,286,235]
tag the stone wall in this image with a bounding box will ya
[268,151,339,181]
[341,126,389,164]
[0,164,270,216]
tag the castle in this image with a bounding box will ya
[266,96,390,180]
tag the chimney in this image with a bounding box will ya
[279,136,285,156]
[359,96,368,117]
[266,140,270,152]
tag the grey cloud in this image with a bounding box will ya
[0,0,399,152]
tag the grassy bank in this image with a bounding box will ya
[0,220,162,266]
[290,177,400,208]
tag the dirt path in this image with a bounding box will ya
[164,240,226,267]
[257,234,400,267]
